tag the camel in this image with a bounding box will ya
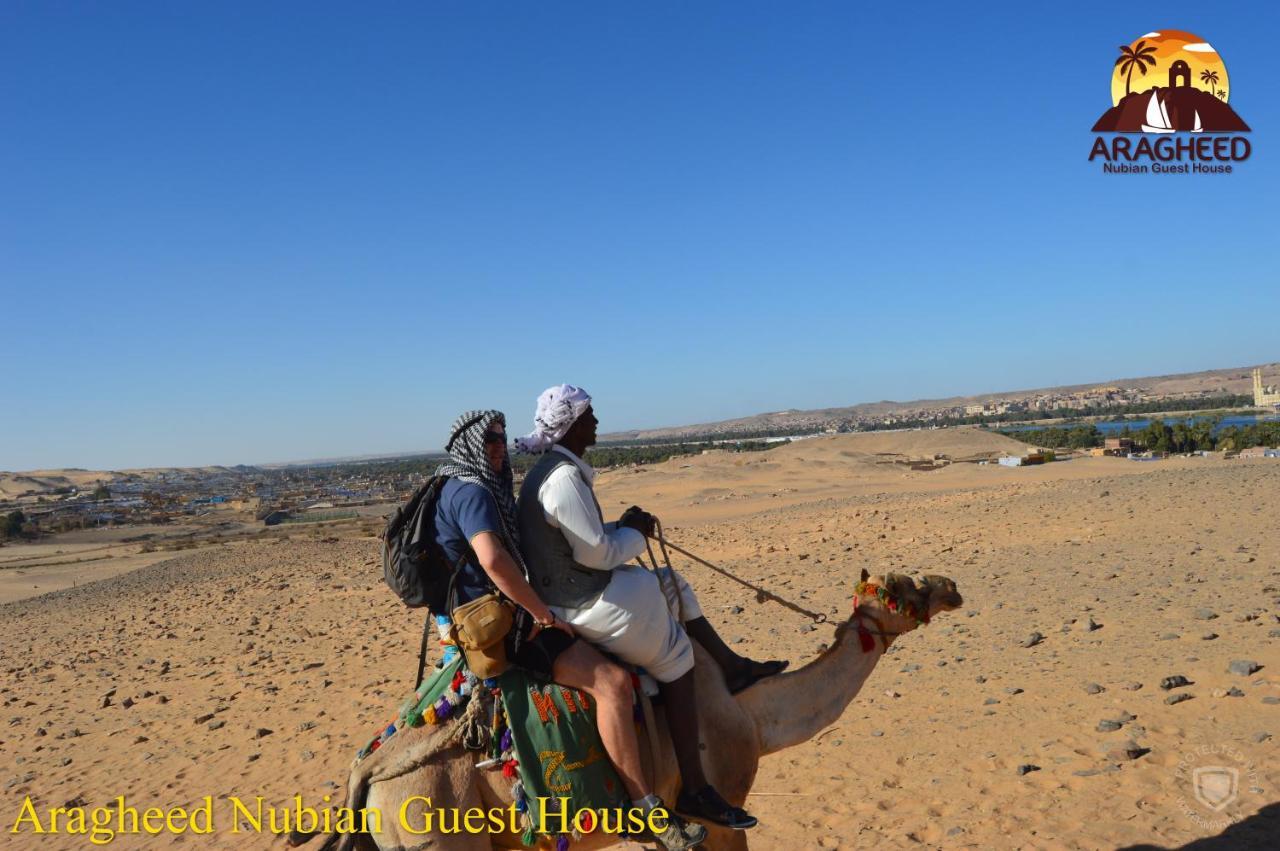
[288,570,963,851]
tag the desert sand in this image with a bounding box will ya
[2,430,1277,849]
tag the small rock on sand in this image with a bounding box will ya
[1106,740,1147,761]
[1085,683,1105,695]
[1016,764,1040,776]
[1165,693,1193,705]
[1228,660,1260,676]
[1021,632,1044,648]
[1160,676,1192,690]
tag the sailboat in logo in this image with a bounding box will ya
[1141,90,1202,133]
[1091,32,1249,133]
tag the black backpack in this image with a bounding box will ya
[381,475,461,613]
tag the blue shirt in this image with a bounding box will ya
[434,478,502,606]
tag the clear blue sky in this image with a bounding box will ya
[3,2,1277,470]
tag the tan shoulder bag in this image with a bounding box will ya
[450,593,515,679]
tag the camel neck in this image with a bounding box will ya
[736,614,889,756]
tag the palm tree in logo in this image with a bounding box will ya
[1217,89,1228,100]
[1199,69,1220,96]
[1115,40,1158,96]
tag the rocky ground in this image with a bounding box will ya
[2,434,1277,849]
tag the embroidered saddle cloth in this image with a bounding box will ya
[494,667,632,839]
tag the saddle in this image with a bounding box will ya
[353,656,653,849]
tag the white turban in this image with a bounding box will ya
[515,384,592,454]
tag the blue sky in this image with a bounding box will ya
[3,2,1277,470]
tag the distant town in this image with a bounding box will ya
[3,367,1278,541]
[0,460,420,540]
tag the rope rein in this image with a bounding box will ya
[639,520,828,624]
[637,521,923,656]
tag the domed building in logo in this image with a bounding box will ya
[1092,30,1249,133]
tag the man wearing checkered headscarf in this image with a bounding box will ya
[430,408,704,849]
[436,410,522,554]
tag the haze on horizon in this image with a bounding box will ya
[5,359,1275,472]
[4,2,1278,471]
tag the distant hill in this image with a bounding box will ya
[0,470,116,499]
[601,362,1279,442]
[4,362,1275,484]
[0,466,246,499]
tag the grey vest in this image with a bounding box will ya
[517,451,612,608]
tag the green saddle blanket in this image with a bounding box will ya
[356,658,634,845]
[495,668,632,842]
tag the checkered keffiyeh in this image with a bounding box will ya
[435,410,530,645]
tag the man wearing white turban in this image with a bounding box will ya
[438,409,705,851]
[513,383,594,455]
[516,385,788,831]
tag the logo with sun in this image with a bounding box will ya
[1092,30,1249,133]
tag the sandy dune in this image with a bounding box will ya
[2,431,1277,849]
[0,470,112,500]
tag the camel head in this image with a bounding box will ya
[851,569,963,639]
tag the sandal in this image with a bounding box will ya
[726,659,789,695]
[675,784,758,830]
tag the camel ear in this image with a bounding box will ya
[860,568,870,583]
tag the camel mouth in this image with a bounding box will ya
[919,574,963,612]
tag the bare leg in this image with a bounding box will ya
[657,669,707,790]
[550,640,649,801]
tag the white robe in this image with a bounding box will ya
[536,446,702,682]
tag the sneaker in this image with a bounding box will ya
[632,803,707,850]
[675,784,758,830]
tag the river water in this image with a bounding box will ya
[1001,414,1280,435]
